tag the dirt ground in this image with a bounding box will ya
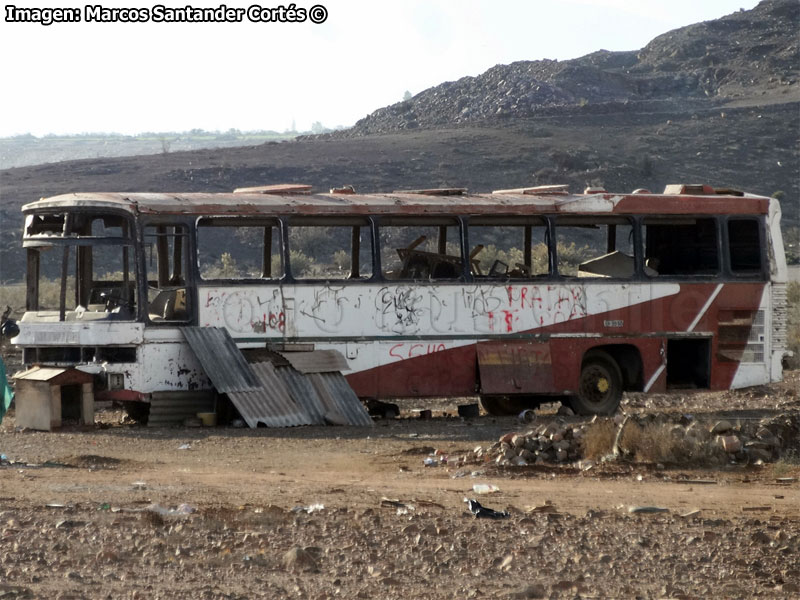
[0,375,799,599]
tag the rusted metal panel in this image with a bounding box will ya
[182,327,259,393]
[227,361,315,427]
[306,372,374,426]
[477,341,554,395]
[23,188,770,220]
[277,349,349,374]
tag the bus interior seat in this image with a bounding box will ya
[148,288,186,321]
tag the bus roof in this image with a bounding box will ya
[22,186,771,217]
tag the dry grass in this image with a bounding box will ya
[581,419,616,460]
[582,419,728,466]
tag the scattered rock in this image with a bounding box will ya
[282,547,318,571]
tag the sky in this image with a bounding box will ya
[0,0,761,136]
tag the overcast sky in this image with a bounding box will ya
[0,0,760,136]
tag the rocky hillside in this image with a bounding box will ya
[344,0,798,135]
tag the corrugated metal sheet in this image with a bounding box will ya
[276,366,328,424]
[183,327,260,393]
[147,391,215,427]
[226,361,372,428]
[307,372,374,426]
[278,350,349,374]
[227,362,316,428]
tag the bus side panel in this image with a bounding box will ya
[476,341,553,395]
[347,342,477,398]
[714,283,770,390]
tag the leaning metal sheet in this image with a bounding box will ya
[183,327,260,393]
[227,362,314,428]
[307,372,373,426]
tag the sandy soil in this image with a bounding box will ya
[0,375,798,599]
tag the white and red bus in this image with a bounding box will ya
[10,182,790,415]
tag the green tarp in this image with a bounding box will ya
[0,356,13,424]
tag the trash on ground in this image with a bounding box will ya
[380,497,415,514]
[424,455,447,466]
[465,498,510,519]
[146,503,196,516]
[628,506,669,514]
[291,503,325,514]
[177,443,192,450]
[679,509,701,518]
[472,483,500,494]
[525,502,557,514]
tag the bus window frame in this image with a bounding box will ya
[195,216,284,282]
[552,215,638,281]
[640,215,723,280]
[723,215,767,281]
[464,215,553,281]
[375,215,469,283]
[140,217,196,326]
[284,215,376,284]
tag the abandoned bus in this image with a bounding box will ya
[10,183,790,417]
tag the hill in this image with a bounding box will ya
[343,0,798,134]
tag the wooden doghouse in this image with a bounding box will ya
[13,367,94,431]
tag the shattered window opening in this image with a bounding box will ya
[555,216,635,278]
[287,218,373,281]
[145,225,190,322]
[24,213,137,320]
[379,218,463,280]
[198,218,283,280]
[468,217,550,279]
[727,218,762,275]
[644,217,719,277]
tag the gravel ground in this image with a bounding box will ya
[0,373,798,599]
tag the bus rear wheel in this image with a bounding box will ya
[571,351,622,416]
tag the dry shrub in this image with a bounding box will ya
[581,419,617,460]
[620,421,725,466]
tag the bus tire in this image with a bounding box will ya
[479,395,536,416]
[571,351,623,416]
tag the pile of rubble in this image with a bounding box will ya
[460,412,799,468]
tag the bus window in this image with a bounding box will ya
[379,218,462,280]
[198,218,283,280]
[287,219,372,280]
[644,217,719,276]
[728,219,762,274]
[144,225,190,322]
[555,217,634,278]
[468,217,549,278]
[25,213,136,319]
